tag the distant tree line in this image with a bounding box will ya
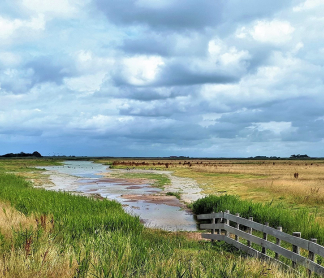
[290,154,309,159]
[0,151,42,158]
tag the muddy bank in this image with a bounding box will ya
[122,194,185,208]
[105,168,205,204]
[39,161,201,231]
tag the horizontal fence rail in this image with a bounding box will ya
[197,211,324,277]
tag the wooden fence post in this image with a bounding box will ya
[198,213,324,276]
[217,211,222,239]
[275,227,282,260]
[308,238,317,277]
[292,232,301,268]
[247,217,253,247]
[225,210,230,237]
[235,213,240,242]
[262,222,269,255]
[211,211,215,243]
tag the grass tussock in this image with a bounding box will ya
[0,244,78,278]
[166,191,181,199]
[110,172,171,188]
[0,201,37,239]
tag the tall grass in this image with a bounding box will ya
[0,172,302,277]
[191,194,323,244]
[0,174,142,243]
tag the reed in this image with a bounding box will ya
[0,172,300,277]
[191,194,323,244]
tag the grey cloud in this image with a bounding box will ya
[0,69,33,94]
[94,0,224,31]
[95,0,295,32]
[282,120,324,142]
[0,56,75,94]
[93,120,211,143]
[113,62,239,87]
[119,101,187,117]
[121,31,209,57]
[223,0,296,22]
[98,86,198,101]
[121,34,173,56]
[152,61,241,87]
[2,0,324,157]
[207,121,250,139]
[26,56,74,84]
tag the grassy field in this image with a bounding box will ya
[108,172,171,189]
[0,158,320,277]
[102,158,324,211]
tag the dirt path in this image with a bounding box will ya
[109,169,205,204]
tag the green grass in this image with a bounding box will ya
[111,172,171,189]
[0,174,142,243]
[166,191,181,200]
[0,160,305,277]
[0,158,62,173]
[198,172,266,179]
[191,194,323,244]
[0,172,291,277]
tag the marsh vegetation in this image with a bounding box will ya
[0,158,322,277]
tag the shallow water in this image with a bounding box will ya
[41,160,108,178]
[41,161,198,231]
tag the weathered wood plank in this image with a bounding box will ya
[223,225,309,263]
[203,226,324,276]
[292,232,301,268]
[275,227,282,260]
[224,236,261,258]
[197,212,223,220]
[309,241,324,258]
[308,239,317,277]
[200,223,224,230]
[235,213,240,242]
[223,213,312,250]
[201,234,224,241]
[198,212,324,256]
[223,237,296,272]
[262,222,269,254]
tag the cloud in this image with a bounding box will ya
[19,0,86,17]
[94,0,223,31]
[237,20,295,44]
[1,0,324,157]
[0,14,45,43]
[116,55,164,86]
[293,0,324,12]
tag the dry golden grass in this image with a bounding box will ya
[0,201,77,278]
[103,158,324,209]
[0,201,37,239]
[182,160,324,206]
[0,159,312,277]
[0,245,77,278]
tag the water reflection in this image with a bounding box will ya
[41,161,198,231]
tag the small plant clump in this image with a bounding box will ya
[166,191,181,199]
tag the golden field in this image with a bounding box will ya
[103,158,324,213]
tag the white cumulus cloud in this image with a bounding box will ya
[251,20,295,44]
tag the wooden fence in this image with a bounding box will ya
[197,210,324,277]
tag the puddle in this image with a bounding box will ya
[40,161,198,231]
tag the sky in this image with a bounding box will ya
[0,0,324,157]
